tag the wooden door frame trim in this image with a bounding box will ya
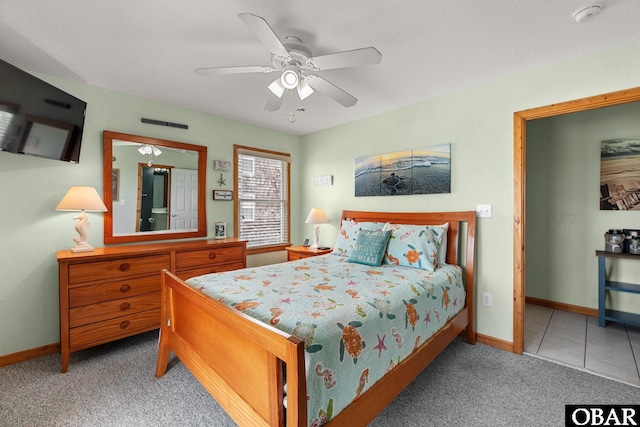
[513,87,640,354]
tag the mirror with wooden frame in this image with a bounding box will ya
[103,130,207,244]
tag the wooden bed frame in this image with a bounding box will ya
[155,210,476,427]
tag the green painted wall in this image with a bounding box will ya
[0,78,301,357]
[300,40,640,343]
[526,101,640,314]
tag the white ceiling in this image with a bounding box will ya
[1,0,639,136]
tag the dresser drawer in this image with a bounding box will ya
[69,275,159,308]
[69,293,160,328]
[69,308,160,350]
[176,245,244,270]
[176,261,246,281]
[68,254,170,285]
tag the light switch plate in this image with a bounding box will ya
[476,204,492,218]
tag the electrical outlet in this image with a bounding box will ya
[482,292,493,307]
[476,204,492,218]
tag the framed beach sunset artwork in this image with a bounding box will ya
[600,137,640,210]
[355,143,451,197]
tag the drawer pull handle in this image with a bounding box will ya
[119,263,131,272]
[208,252,217,260]
[119,320,130,329]
[120,284,131,293]
[120,302,131,311]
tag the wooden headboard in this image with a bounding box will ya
[341,209,476,266]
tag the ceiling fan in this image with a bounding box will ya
[195,13,382,112]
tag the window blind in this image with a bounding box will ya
[237,150,289,248]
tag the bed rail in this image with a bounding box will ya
[155,270,307,427]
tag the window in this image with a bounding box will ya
[234,145,290,252]
[241,156,255,177]
[240,193,255,221]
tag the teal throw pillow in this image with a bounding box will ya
[347,229,392,266]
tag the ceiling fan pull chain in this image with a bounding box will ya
[287,90,296,123]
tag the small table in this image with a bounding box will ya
[286,246,333,261]
[596,250,640,327]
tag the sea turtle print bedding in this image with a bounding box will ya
[187,253,465,426]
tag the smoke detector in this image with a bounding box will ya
[573,4,602,23]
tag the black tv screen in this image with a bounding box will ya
[0,58,86,163]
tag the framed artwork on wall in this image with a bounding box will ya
[214,160,231,172]
[213,190,233,200]
[600,137,640,210]
[354,143,451,197]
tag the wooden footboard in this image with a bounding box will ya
[155,210,476,427]
[155,270,307,427]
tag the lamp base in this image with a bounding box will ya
[71,241,95,253]
[70,211,94,252]
[311,224,321,249]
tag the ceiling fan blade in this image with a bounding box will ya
[306,47,382,71]
[306,75,357,107]
[238,13,290,58]
[194,65,274,75]
[264,92,285,111]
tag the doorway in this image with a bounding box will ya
[513,86,640,354]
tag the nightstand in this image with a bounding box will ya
[286,246,333,261]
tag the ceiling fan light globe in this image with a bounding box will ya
[138,145,153,155]
[297,80,314,100]
[268,79,285,98]
[152,146,162,156]
[281,69,299,89]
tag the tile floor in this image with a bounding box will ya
[524,303,640,387]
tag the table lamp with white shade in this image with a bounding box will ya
[305,208,329,249]
[56,186,108,253]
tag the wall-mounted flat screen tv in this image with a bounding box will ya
[0,58,86,163]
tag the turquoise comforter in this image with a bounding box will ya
[187,253,465,426]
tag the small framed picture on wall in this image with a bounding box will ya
[213,190,233,200]
[214,160,231,172]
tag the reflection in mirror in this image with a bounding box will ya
[103,131,207,244]
[138,165,170,232]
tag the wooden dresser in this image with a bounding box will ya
[56,238,246,372]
